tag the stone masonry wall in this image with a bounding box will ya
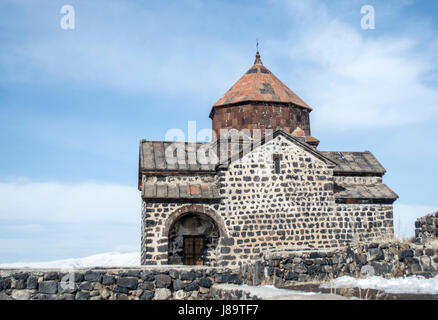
[0,266,242,301]
[216,135,336,265]
[212,103,311,137]
[214,135,393,265]
[334,204,394,243]
[415,212,438,243]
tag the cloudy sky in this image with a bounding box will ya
[0,0,437,263]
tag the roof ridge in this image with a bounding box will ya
[216,129,337,170]
[141,140,210,145]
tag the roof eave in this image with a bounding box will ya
[210,101,312,118]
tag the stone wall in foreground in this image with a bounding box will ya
[240,242,438,288]
[2,244,438,300]
[415,212,438,243]
[0,266,241,300]
[3,210,437,300]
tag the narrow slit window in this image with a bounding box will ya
[274,156,281,174]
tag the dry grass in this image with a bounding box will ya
[395,236,415,245]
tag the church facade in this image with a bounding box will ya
[138,52,398,267]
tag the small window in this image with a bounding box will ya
[274,156,281,174]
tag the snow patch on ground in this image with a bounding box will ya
[214,284,346,300]
[321,275,438,294]
[262,285,318,295]
[0,252,140,269]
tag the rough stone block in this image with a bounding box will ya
[140,290,154,300]
[84,271,102,283]
[43,272,58,281]
[284,271,299,281]
[141,271,155,281]
[113,285,129,294]
[11,290,33,300]
[173,290,188,300]
[26,277,38,290]
[154,288,171,300]
[185,281,199,292]
[172,279,185,291]
[75,291,90,300]
[198,277,212,288]
[154,274,171,288]
[116,277,138,290]
[180,271,196,281]
[102,275,115,285]
[399,250,414,260]
[13,273,29,281]
[78,282,93,291]
[38,281,58,294]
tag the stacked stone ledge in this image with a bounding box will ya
[415,212,438,243]
[240,241,438,288]
[0,267,242,301]
[2,241,437,300]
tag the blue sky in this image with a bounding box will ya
[0,0,437,263]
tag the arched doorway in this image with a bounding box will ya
[167,213,220,266]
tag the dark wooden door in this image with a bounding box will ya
[184,236,204,265]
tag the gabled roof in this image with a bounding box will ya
[216,130,338,170]
[320,151,386,176]
[211,52,311,113]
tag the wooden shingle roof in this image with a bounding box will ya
[334,183,398,202]
[212,52,311,111]
[139,141,216,172]
[142,183,220,200]
[140,138,386,176]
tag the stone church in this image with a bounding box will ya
[138,52,398,266]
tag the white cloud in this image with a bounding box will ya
[0,180,139,223]
[0,180,140,263]
[3,0,436,127]
[278,0,438,129]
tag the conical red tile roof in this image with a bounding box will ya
[212,52,311,110]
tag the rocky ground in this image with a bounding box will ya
[211,284,349,300]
